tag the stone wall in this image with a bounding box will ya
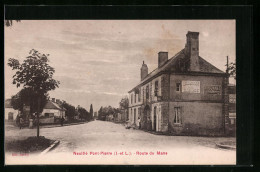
[161,74,170,101]
[160,102,169,132]
[169,74,224,102]
[168,102,224,136]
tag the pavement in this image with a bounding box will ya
[5,120,236,165]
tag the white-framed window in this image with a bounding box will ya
[176,82,181,92]
[154,80,159,96]
[134,108,136,123]
[146,85,149,99]
[173,107,181,124]
[138,88,141,102]
[143,88,145,102]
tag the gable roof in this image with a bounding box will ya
[44,101,65,111]
[129,49,225,93]
[5,99,66,111]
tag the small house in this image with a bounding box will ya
[40,98,66,124]
[4,99,20,122]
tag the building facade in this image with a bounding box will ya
[128,31,229,136]
[5,99,20,121]
[226,84,236,136]
[40,98,66,124]
[5,98,66,124]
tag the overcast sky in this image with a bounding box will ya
[5,20,235,111]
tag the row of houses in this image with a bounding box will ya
[98,108,128,123]
[127,31,236,136]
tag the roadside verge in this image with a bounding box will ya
[215,142,236,150]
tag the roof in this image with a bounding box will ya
[129,49,225,93]
[43,101,65,111]
[5,99,66,111]
[5,99,13,108]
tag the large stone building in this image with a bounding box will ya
[128,31,229,136]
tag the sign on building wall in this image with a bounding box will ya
[229,112,236,118]
[204,85,222,95]
[229,94,236,103]
[182,81,200,93]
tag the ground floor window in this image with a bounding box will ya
[130,108,132,121]
[44,113,54,118]
[230,118,236,125]
[134,108,136,123]
[138,107,141,118]
[174,107,181,124]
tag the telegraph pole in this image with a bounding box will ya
[226,56,229,74]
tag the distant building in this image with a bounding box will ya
[106,114,114,121]
[128,31,229,136]
[94,112,98,119]
[114,109,128,123]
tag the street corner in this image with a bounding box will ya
[40,140,60,155]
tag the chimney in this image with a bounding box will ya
[185,31,200,71]
[52,98,55,102]
[158,52,168,68]
[140,61,148,81]
[56,99,60,104]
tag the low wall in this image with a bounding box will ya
[39,117,55,124]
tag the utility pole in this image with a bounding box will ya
[223,55,230,135]
[226,56,229,74]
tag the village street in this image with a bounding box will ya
[5,120,236,165]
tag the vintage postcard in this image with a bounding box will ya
[4,20,236,165]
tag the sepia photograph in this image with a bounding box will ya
[4,20,236,165]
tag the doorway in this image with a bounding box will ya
[8,112,14,121]
[153,106,157,131]
[144,105,150,130]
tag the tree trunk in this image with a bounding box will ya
[37,97,40,138]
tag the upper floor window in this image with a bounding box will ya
[131,94,133,104]
[143,88,145,101]
[134,93,136,103]
[176,82,181,92]
[146,85,149,99]
[138,89,141,102]
[154,81,159,96]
